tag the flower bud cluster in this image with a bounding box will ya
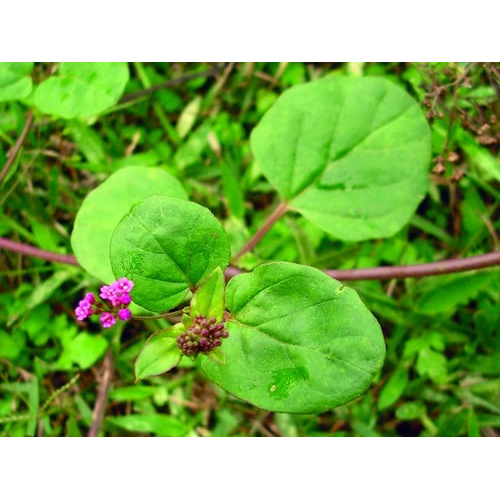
[74,277,134,328]
[177,315,229,356]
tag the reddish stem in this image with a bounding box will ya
[234,201,289,261]
[2,237,500,281]
[0,237,79,266]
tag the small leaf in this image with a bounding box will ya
[0,62,33,102]
[69,120,108,164]
[190,267,225,321]
[25,377,39,437]
[69,334,108,370]
[221,162,245,219]
[135,327,183,380]
[8,269,78,326]
[458,128,500,182]
[72,167,187,283]
[395,401,426,420]
[176,96,201,139]
[468,410,480,437]
[416,349,447,383]
[202,262,385,413]
[205,347,226,366]
[0,330,25,361]
[250,76,432,241]
[174,123,210,170]
[34,62,129,118]
[417,273,492,314]
[110,195,230,312]
[107,414,189,437]
[182,313,193,329]
[109,386,158,401]
[437,411,468,437]
[377,368,409,410]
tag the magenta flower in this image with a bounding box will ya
[118,292,131,305]
[116,278,134,293]
[85,292,96,304]
[99,285,114,301]
[75,303,92,321]
[74,277,134,328]
[100,280,133,307]
[75,296,94,321]
[118,308,132,321]
[100,312,116,328]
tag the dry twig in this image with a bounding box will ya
[0,110,34,184]
[88,350,114,437]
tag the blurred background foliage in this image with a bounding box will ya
[0,62,499,437]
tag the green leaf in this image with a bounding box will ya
[109,386,158,402]
[250,76,431,240]
[69,120,108,164]
[468,352,500,375]
[205,347,226,366]
[417,273,493,314]
[25,376,39,437]
[416,349,447,383]
[202,262,385,413]
[34,62,129,118]
[468,410,480,437]
[135,328,183,380]
[18,305,50,345]
[176,96,201,139]
[107,414,189,436]
[377,368,409,410]
[437,410,468,437]
[221,162,245,219]
[395,401,426,420]
[174,123,210,170]
[403,332,445,358]
[8,269,78,326]
[69,334,108,370]
[0,330,25,360]
[213,408,241,437]
[458,128,500,182]
[72,167,187,283]
[190,267,225,321]
[0,62,33,102]
[256,89,278,115]
[110,195,230,312]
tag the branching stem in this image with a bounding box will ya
[1,236,500,281]
[0,238,79,266]
[234,201,289,261]
[88,350,114,437]
[119,67,221,104]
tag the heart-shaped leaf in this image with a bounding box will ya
[250,76,432,241]
[0,62,34,102]
[34,62,129,118]
[135,326,183,380]
[110,195,230,312]
[72,166,187,283]
[202,262,385,413]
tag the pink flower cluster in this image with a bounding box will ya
[74,277,134,328]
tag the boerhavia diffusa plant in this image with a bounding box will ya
[71,75,433,413]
